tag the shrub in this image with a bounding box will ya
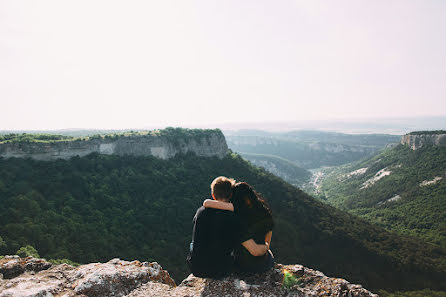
[16,245,40,258]
[282,269,301,289]
[49,258,80,267]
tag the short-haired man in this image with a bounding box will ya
[187,176,236,278]
[187,176,266,278]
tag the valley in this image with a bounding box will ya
[1,128,445,295]
[224,130,399,187]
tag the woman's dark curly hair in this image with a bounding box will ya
[231,182,272,220]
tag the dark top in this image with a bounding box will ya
[187,206,240,278]
[234,208,274,273]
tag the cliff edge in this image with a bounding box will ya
[0,128,228,161]
[400,131,446,150]
[0,256,378,297]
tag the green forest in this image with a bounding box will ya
[408,130,446,135]
[1,148,446,292]
[316,144,446,248]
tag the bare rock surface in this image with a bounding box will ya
[0,131,228,161]
[0,257,377,297]
[0,257,175,297]
[125,264,378,297]
[401,133,446,150]
[0,256,52,279]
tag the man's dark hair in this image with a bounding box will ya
[210,176,235,201]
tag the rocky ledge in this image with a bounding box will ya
[0,256,174,297]
[0,256,378,297]
[0,129,228,161]
[401,132,446,150]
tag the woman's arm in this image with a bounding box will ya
[203,199,234,211]
[241,239,269,257]
[265,231,272,246]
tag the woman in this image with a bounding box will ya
[204,182,274,273]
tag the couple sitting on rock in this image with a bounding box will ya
[187,176,274,278]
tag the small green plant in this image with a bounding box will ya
[282,269,301,289]
[16,245,40,258]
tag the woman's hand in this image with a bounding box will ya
[265,231,272,246]
[242,239,268,257]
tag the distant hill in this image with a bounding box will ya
[238,152,312,186]
[314,133,446,247]
[224,130,400,169]
[1,130,446,292]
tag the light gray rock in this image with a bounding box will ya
[0,131,228,161]
[0,257,52,279]
[125,264,378,297]
[0,257,175,297]
[0,257,378,297]
[401,134,446,150]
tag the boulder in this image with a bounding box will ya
[0,256,52,279]
[0,257,175,297]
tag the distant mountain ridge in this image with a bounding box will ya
[238,152,312,186]
[0,128,228,161]
[225,130,400,169]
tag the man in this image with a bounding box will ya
[187,176,268,278]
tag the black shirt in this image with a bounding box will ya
[235,208,274,273]
[187,206,239,278]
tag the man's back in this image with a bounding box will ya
[187,206,239,278]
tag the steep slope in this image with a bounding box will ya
[316,136,446,247]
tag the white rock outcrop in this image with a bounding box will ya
[401,133,446,150]
[361,168,392,189]
[345,168,368,179]
[378,194,402,205]
[420,177,443,187]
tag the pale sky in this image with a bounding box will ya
[1,0,445,130]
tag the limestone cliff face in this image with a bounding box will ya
[0,256,378,297]
[401,133,446,150]
[0,131,228,161]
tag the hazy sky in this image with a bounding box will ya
[1,0,445,130]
